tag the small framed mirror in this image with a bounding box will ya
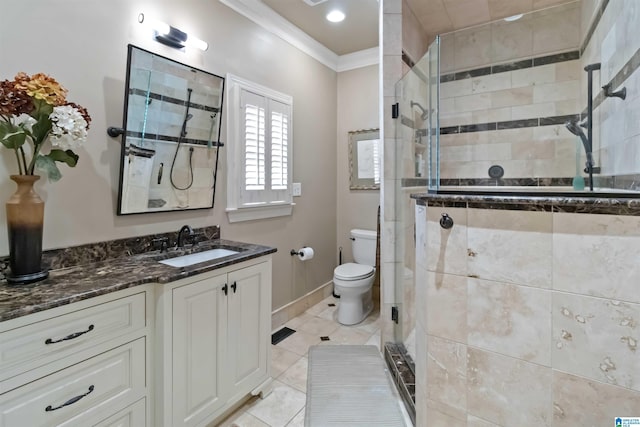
[116,45,225,215]
[349,128,380,190]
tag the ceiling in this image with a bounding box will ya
[254,0,575,58]
[405,0,577,39]
[260,0,379,56]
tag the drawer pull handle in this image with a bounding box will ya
[45,385,94,412]
[45,324,95,344]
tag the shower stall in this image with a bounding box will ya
[383,0,640,422]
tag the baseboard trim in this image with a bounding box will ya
[271,281,334,332]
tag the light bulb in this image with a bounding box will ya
[326,10,345,23]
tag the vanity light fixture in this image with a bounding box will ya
[138,13,208,51]
[326,10,345,23]
[503,14,523,22]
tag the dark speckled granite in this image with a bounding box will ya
[411,192,640,216]
[0,237,276,322]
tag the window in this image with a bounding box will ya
[226,74,293,222]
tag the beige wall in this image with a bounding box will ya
[0,0,338,310]
[336,65,380,264]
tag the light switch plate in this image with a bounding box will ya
[293,182,302,197]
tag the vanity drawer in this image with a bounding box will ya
[92,398,146,427]
[0,338,145,427]
[0,292,145,381]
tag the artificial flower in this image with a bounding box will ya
[0,72,90,181]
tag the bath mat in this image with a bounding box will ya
[305,345,406,426]
[271,327,296,345]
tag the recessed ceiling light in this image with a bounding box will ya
[326,10,345,23]
[504,14,523,22]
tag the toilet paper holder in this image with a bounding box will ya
[290,248,306,256]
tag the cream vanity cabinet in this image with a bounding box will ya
[155,257,273,427]
[0,286,153,427]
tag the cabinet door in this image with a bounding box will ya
[172,274,228,427]
[227,262,271,397]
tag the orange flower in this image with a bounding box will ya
[14,72,68,106]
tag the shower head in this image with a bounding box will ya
[565,120,594,168]
[565,120,590,152]
[410,101,429,120]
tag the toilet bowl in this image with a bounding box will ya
[333,229,377,325]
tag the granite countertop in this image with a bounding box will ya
[410,192,640,215]
[0,239,276,322]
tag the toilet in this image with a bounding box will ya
[333,229,377,325]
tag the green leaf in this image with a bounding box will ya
[31,114,52,144]
[0,128,27,149]
[35,155,62,182]
[47,149,79,167]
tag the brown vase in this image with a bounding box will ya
[5,175,48,285]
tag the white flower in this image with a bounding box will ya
[49,105,88,150]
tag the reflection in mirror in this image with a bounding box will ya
[117,45,225,215]
[349,129,380,190]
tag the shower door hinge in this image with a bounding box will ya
[391,103,399,119]
[391,306,399,324]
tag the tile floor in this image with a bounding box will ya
[217,295,410,427]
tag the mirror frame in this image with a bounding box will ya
[115,44,225,215]
[348,128,381,190]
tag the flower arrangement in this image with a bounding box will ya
[0,72,91,181]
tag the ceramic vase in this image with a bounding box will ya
[5,175,48,284]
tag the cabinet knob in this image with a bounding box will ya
[231,282,237,293]
[222,284,228,295]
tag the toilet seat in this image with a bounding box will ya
[334,263,374,281]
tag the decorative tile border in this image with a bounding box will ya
[440,114,580,135]
[588,47,640,115]
[125,130,224,147]
[412,193,640,216]
[440,51,580,83]
[580,0,610,56]
[129,88,220,114]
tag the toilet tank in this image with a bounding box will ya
[351,229,377,267]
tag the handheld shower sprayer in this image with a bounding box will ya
[565,120,595,173]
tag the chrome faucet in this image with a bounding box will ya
[177,225,195,248]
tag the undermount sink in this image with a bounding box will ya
[159,248,240,267]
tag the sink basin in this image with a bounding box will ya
[159,248,239,267]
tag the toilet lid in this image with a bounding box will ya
[334,263,375,281]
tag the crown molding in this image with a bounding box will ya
[337,47,379,72]
[219,0,379,72]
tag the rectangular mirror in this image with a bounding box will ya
[117,45,225,215]
[349,128,380,190]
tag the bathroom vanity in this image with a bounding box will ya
[0,231,275,427]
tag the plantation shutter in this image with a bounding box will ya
[270,100,289,191]
[239,90,291,206]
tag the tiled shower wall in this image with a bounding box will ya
[438,2,583,182]
[581,0,640,189]
[414,203,640,426]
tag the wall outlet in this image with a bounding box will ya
[292,182,302,197]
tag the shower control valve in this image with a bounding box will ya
[440,213,454,229]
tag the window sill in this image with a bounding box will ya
[226,203,295,223]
